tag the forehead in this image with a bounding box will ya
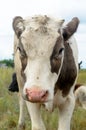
[21,15,62,58]
[23,15,62,31]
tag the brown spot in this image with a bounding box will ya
[34,15,49,25]
[37,77,39,80]
[17,38,27,82]
[50,36,64,74]
[54,42,77,96]
[36,26,47,33]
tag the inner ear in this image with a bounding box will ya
[12,16,24,38]
[63,17,80,41]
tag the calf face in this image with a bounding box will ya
[13,15,79,106]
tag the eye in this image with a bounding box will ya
[58,47,64,55]
[17,46,21,52]
[17,46,27,58]
[53,47,64,60]
[17,46,27,72]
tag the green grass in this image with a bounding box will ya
[0,68,86,130]
[77,70,86,84]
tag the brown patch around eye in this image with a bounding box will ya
[18,38,27,71]
[21,57,27,71]
[50,36,63,74]
[55,42,77,97]
[21,57,27,82]
[51,57,61,74]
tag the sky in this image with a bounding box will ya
[0,0,86,68]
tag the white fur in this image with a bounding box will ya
[22,16,64,109]
[69,36,78,69]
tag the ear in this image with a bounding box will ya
[12,16,24,38]
[63,17,80,41]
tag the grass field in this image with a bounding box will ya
[0,68,86,130]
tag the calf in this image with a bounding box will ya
[8,73,19,92]
[74,84,86,109]
[12,15,79,130]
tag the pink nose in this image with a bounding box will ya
[26,87,48,102]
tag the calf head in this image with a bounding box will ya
[13,15,79,108]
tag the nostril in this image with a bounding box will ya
[26,88,32,94]
[41,90,48,99]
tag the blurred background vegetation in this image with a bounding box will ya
[0,59,14,68]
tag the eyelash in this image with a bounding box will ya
[59,48,64,54]
[53,47,64,60]
[17,46,27,58]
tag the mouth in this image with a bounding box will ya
[22,92,54,111]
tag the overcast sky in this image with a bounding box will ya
[0,0,86,68]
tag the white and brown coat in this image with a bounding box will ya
[12,15,79,130]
